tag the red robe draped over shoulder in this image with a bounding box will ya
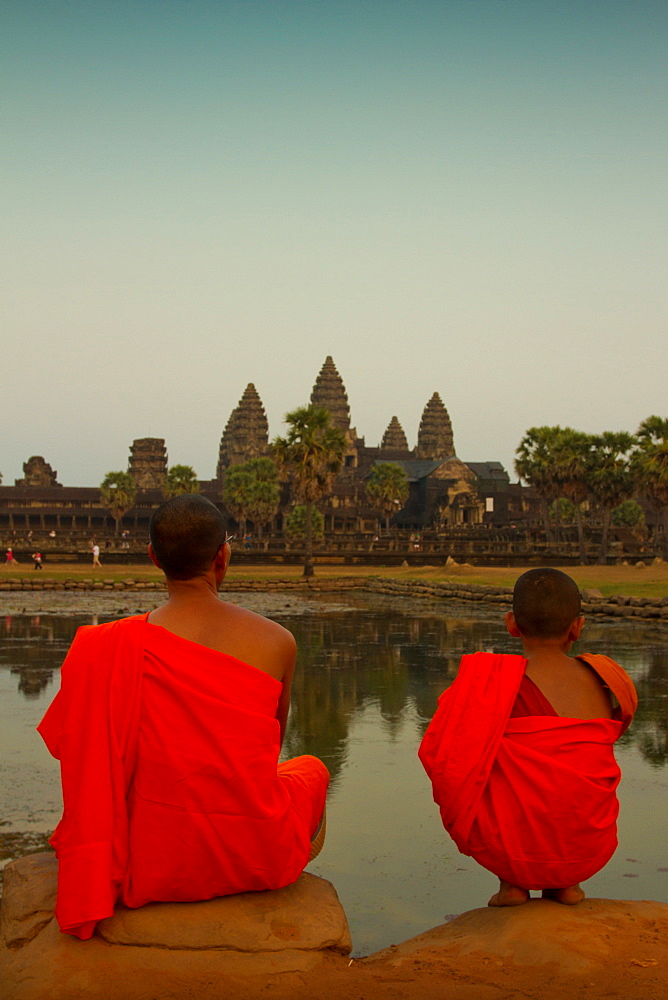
[418,652,637,890]
[38,615,329,939]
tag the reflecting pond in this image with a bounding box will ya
[1,592,667,956]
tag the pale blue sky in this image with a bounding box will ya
[2,0,666,485]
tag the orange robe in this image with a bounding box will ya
[38,614,329,939]
[418,652,637,890]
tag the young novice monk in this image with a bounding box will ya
[419,568,637,907]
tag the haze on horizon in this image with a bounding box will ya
[2,0,666,487]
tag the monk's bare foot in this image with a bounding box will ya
[541,884,585,905]
[488,880,530,907]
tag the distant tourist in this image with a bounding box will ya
[92,543,101,568]
[5,547,17,566]
[49,529,57,538]
[419,568,637,907]
[32,552,43,570]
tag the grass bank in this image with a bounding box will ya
[1,560,666,600]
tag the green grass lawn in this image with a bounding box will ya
[2,559,666,599]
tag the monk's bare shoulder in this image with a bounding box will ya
[218,601,296,679]
[221,601,294,643]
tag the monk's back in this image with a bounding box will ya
[524,652,615,721]
[147,599,296,682]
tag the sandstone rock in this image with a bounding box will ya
[0,853,351,999]
[581,588,604,601]
[0,853,57,948]
[367,897,668,974]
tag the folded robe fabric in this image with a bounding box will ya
[38,614,329,939]
[418,652,637,890]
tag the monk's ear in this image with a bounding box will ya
[568,616,585,642]
[147,543,162,569]
[214,542,230,576]
[505,611,522,637]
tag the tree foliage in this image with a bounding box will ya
[611,499,645,529]
[365,462,409,531]
[515,426,565,542]
[587,432,635,562]
[100,471,137,535]
[164,465,200,498]
[222,457,281,537]
[632,416,668,557]
[515,417,668,561]
[273,406,346,577]
[285,504,324,542]
[241,458,280,537]
[222,466,253,534]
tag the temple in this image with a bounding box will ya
[0,356,542,553]
[210,357,513,533]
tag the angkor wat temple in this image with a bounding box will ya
[211,356,518,533]
[0,357,528,546]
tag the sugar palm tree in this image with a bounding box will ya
[366,462,409,533]
[514,426,564,543]
[587,432,635,563]
[552,428,594,565]
[100,471,137,536]
[273,406,346,577]
[243,458,280,539]
[632,416,668,558]
[222,465,252,536]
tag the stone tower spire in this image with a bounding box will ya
[381,416,409,452]
[128,439,168,489]
[15,456,61,488]
[309,356,351,433]
[416,393,455,460]
[217,384,269,478]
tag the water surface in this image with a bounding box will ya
[1,592,666,955]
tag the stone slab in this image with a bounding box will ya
[367,897,668,973]
[0,853,351,1000]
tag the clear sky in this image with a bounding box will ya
[3,0,666,486]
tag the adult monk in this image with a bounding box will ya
[38,495,329,939]
[419,568,637,907]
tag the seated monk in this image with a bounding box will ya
[38,495,329,939]
[418,568,637,907]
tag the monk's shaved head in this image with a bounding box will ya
[512,568,582,639]
[150,495,227,580]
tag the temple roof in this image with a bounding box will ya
[416,392,454,460]
[217,384,269,476]
[381,416,409,452]
[371,459,442,482]
[128,438,167,490]
[310,356,351,433]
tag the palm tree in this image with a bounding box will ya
[163,465,200,498]
[243,458,280,539]
[273,406,346,577]
[100,471,137,535]
[587,432,635,563]
[552,428,594,565]
[365,462,409,533]
[632,416,668,558]
[222,465,252,536]
[514,426,564,543]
